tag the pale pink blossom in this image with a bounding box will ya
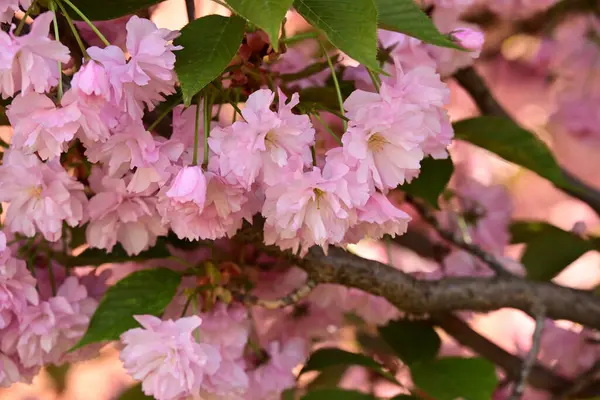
[171,104,214,148]
[0,150,87,241]
[247,338,307,400]
[120,315,221,400]
[345,192,411,242]
[0,350,37,387]
[262,166,358,253]
[198,303,250,360]
[0,254,38,329]
[1,277,97,368]
[159,171,258,241]
[0,0,32,23]
[86,169,167,256]
[7,92,80,159]
[209,89,315,188]
[270,47,331,89]
[166,166,207,207]
[0,12,70,98]
[200,359,249,399]
[485,0,559,19]
[61,88,112,147]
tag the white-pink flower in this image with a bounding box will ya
[86,168,167,256]
[0,349,37,388]
[166,165,207,207]
[198,303,250,360]
[0,0,32,23]
[209,89,315,188]
[0,150,87,241]
[120,315,221,400]
[7,92,80,159]
[0,12,70,98]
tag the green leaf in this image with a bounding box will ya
[391,396,421,400]
[401,157,454,209]
[226,0,293,51]
[300,348,397,383]
[302,389,378,400]
[72,0,163,21]
[453,117,569,188]
[119,385,153,400]
[411,357,498,400]
[374,0,461,49]
[64,238,170,267]
[72,268,181,350]
[294,0,380,72]
[521,227,592,281]
[378,320,441,365]
[510,220,558,244]
[175,15,246,106]
[46,364,70,393]
[307,365,350,390]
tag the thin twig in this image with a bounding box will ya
[510,307,547,400]
[406,195,513,276]
[184,0,195,22]
[235,280,317,309]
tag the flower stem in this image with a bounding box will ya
[60,0,110,46]
[192,96,202,166]
[55,0,88,59]
[147,102,178,133]
[15,0,36,36]
[203,91,214,167]
[281,31,319,45]
[367,68,381,93]
[319,40,346,130]
[50,1,63,101]
[313,112,342,145]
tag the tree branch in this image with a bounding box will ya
[185,0,195,22]
[453,67,600,216]
[434,313,600,397]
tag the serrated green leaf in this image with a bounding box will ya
[374,0,461,49]
[411,357,497,400]
[119,384,153,400]
[302,389,378,400]
[294,0,380,72]
[71,0,163,21]
[401,157,454,209]
[72,268,181,350]
[378,320,441,365]
[64,238,170,267]
[300,348,397,383]
[521,227,592,281]
[226,0,293,51]
[453,117,568,188]
[175,15,246,106]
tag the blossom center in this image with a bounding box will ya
[28,186,43,199]
[313,188,325,210]
[367,133,388,153]
[265,129,278,150]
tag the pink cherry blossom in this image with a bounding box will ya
[0,253,38,330]
[7,92,80,159]
[0,349,37,387]
[198,303,250,360]
[166,166,207,207]
[120,315,222,400]
[209,89,315,188]
[247,338,307,400]
[0,12,70,98]
[60,88,112,147]
[86,168,167,256]
[0,150,87,242]
[270,47,331,89]
[1,277,97,368]
[159,171,258,241]
[262,166,358,253]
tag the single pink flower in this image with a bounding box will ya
[86,168,167,256]
[7,92,80,160]
[120,315,221,400]
[166,165,207,207]
[0,150,87,241]
[209,89,315,188]
[198,303,250,360]
[0,350,37,388]
[0,254,39,330]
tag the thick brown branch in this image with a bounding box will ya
[297,246,600,330]
[453,67,600,216]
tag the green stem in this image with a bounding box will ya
[367,68,381,92]
[319,40,346,130]
[192,96,202,166]
[281,31,320,45]
[180,293,194,318]
[50,1,63,101]
[313,112,342,145]
[60,0,110,46]
[147,102,178,133]
[203,91,213,167]
[55,0,88,59]
[15,1,36,36]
